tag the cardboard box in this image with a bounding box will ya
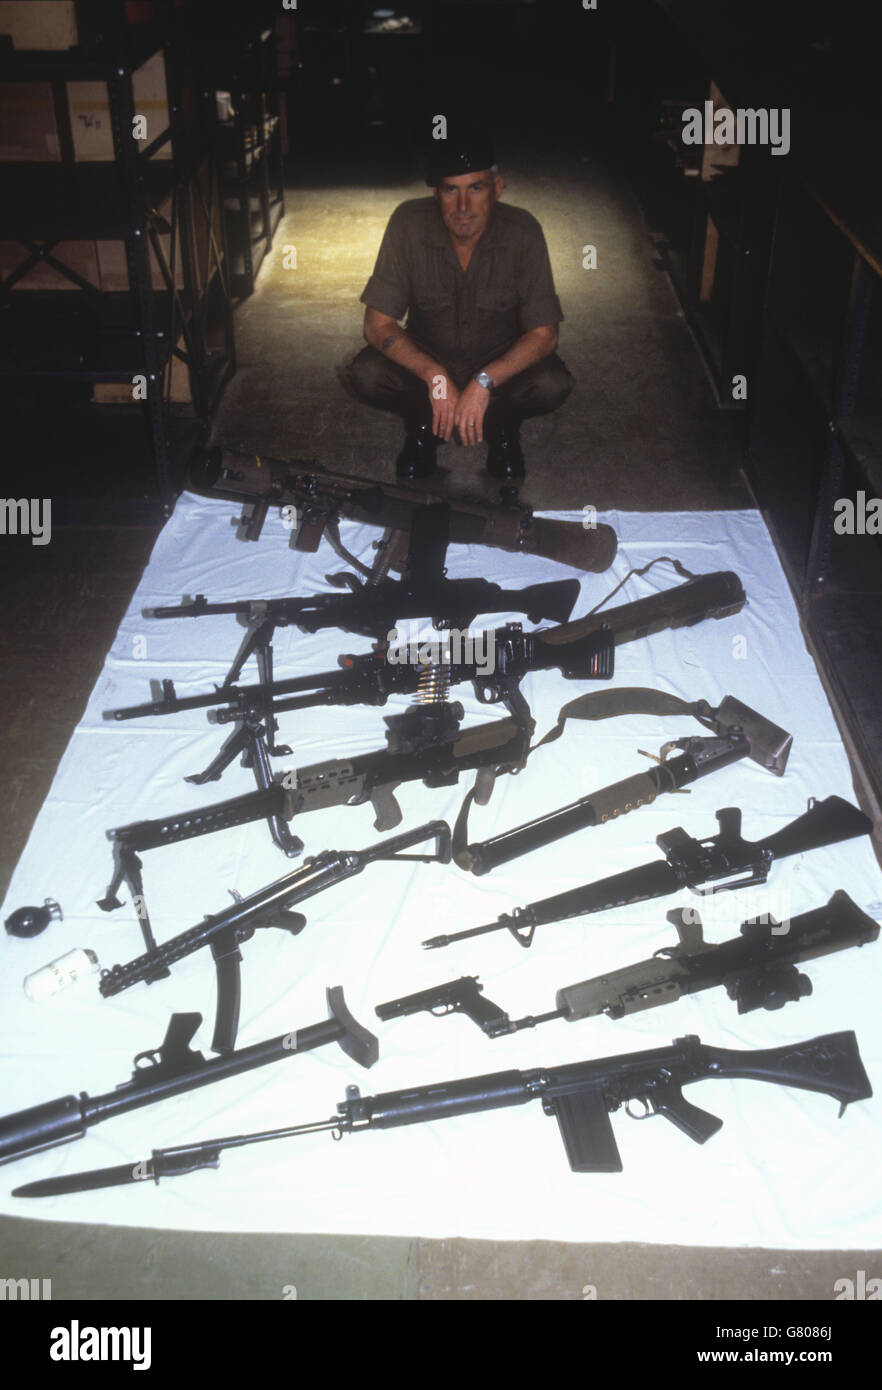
[95,197,185,291]
[0,1,78,50]
[0,81,60,160]
[68,49,171,160]
[92,333,192,405]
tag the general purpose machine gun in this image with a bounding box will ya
[380,891,880,1036]
[99,702,531,950]
[191,446,619,573]
[424,795,874,949]
[99,820,451,1054]
[144,501,580,689]
[0,988,377,1168]
[13,1031,871,1193]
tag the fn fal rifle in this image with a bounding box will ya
[99,820,451,1054]
[424,795,874,948]
[190,446,619,573]
[13,1031,871,1193]
[380,890,879,1037]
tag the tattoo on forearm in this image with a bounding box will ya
[380,334,401,352]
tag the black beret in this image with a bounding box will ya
[425,125,496,186]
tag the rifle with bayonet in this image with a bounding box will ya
[190,446,619,573]
[12,1031,871,1194]
[453,693,792,873]
[424,795,874,949]
[99,820,451,1054]
[0,988,377,1168]
[381,891,880,1037]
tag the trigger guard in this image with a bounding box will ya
[625,1097,655,1120]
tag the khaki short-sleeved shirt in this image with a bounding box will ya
[360,197,564,376]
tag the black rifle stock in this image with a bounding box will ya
[0,988,378,1167]
[99,820,452,1054]
[14,1032,871,1192]
[380,891,879,1037]
[424,796,874,948]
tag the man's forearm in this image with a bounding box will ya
[365,318,446,385]
[482,326,558,388]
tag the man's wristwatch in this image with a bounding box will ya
[473,371,495,392]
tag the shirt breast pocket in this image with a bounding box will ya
[476,292,520,341]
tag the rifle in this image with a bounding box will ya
[99,820,452,1054]
[453,694,793,873]
[423,795,874,948]
[99,704,530,947]
[0,988,377,1168]
[380,891,880,1037]
[13,1031,871,1193]
[102,566,749,727]
[190,447,619,574]
[144,501,580,691]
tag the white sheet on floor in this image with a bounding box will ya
[1,494,880,1247]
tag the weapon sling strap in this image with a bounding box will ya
[452,686,720,869]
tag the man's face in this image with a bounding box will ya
[434,169,503,243]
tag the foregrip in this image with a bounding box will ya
[345,1071,536,1129]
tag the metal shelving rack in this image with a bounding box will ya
[216,26,285,300]
[0,0,236,514]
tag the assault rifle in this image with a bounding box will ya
[13,1031,871,1192]
[380,890,879,1037]
[453,693,793,873]
[0,988,377,1167]
[424,795,874,948]
[99,820,451,1054]
[100,702,530,946]
[191,446,619,573]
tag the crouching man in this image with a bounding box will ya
[346,127,573,482]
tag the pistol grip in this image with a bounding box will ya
[369,783,402,833]
[653,1084,722,1144]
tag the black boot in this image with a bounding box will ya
[485,420,525,482]
[395,423,438,482]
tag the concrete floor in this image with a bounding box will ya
[2,151,876,1300]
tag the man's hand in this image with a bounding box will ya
[454,378,492,445]
[427,372,461,441]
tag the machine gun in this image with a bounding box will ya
[13,1031,871,1193]
[104,566,750,730]
[190,446,619,573]
[99,820,451,1054]
[105,621,615,726]
[424,795,874,948]
[380,891,879,1037]
[144,502,580,689]
[0,988,377,1168]
[99,702,530,953]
